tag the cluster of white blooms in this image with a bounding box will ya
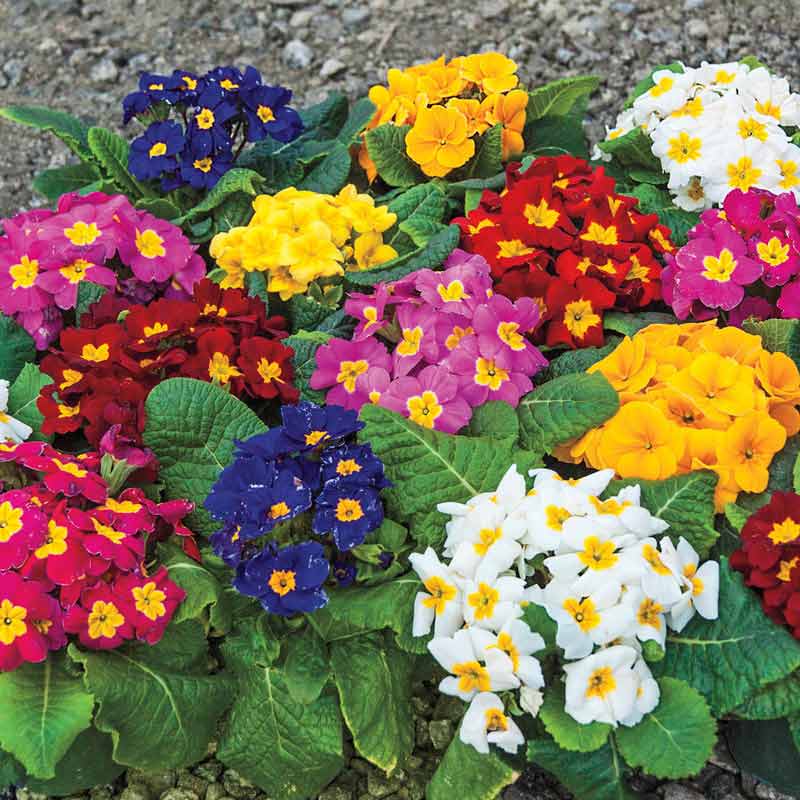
[0,380,32,444]
[411,466,720,755]
[597,61,800,210]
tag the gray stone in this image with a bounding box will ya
[89,788,113,800]
[282,39,314,69]
[366,772,402,798]
[194,761,224,782]
[318,787,353,800]
[687,19,709,38]
[177,772,208,797]
[221,770,258,800]
[427,719,454,750]
[128,770,177,796]
[320,58,346,78]
[204,785,227,800]
[159,790,199,800]
[119,786,152,800]
[90,58,118,82]
[754,784,798,800]
[663,786,706,800]
[290,9,315,27]
[341,7,371,27]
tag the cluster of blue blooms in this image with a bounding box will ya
[205,402,390,616]
[123,65,303,191]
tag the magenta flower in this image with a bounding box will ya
[392,304,445,377]
[345,283,390,341]
[0,490,47,571]
[63,583,135,650]
[27,455,108,504]
[18,305,64,349]
[37,258,117,311]
[0,240,53,316]
[116,211,196,283]
[114,566,186,645]
[779,279,800,318]
[75,508,145,572]
[380,364,471,433]
[356,366,391,406]
[414,249,493,315]
[729,296,776,328]
[310,336,392,410]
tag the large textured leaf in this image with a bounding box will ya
[0,105,93,161]
[284,625,330,705]
[597,127,662,173]
[0,314,36,383]
[330,633,415,772]
[179,168,263,222]
[728,718,800,796]
[466,401,519,441]
[24,726,124,796]
[427,731,515,800]
[70,622,234,770]
[388,182,446,224]
[7,363,52,441]
[517,372,619,453]
[0,654,93,779]
[603,310,678,337]
[539,340,619,381]
[286,330,331,404]
[539,684,611,753]
[524,94,590,158]
[217,664,343,799]
[142,378,267,535]
[299,92,349,140]
[616,678,716,779]
[0,750,22,790]
[87,127,150,200]
[743,318,800,368]
[528,735,635,800]
[365,124,424,187]
[652,559,800,715]
[606,471,718,558]
[458,124,503,179]
[32,162,102,201]
[336,97,376,145]
[734,672,800,719]
[299,141,351,194]
[527,75,600,119]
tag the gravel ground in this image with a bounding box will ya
[2,0,800,798]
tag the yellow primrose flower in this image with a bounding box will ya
[417,56,466,102]
[460,52,519,94]
[368,68,420,127]
[405,105,476,177]
[588,335,656,394]
[484,90,529,160]
[446,98,492,137]
[353,232,398,271]
[716,412,786,494]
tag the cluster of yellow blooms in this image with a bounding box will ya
[361,53,528,180]
[209,186,398,300]
[556,322,800,510]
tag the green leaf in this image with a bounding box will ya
[365,124,424,187]
[388,183,446,225]
[0,314,36,383]
[24,726,125,796]
[740,55,767,71]
[0,750,22,791]
[598,127,662,173]
[522,603,558,655]
[286,330,332,404]
[237,143,304,192]
[603,310,678,336]
[527,75,600,119]
[0,105,93,161]
[221,615,282,672]
[427,731,515,800]
[606,471,719,558]
[32,162,102,201]
[539,340,619,382]
[652,558,800,715]
[299,92,349,141]
[70,622,234,770]
[616,678,716,779]
[0,654,94,779]
[284,626,330,705]
[179,168,263,223]
[728,718,800,796]
[330,633,414,772]
[87,126,150,200]
[459,124,503,179]
[724,502,751,534]
[517,372,619,453]
[136,197,182,221]
[630,184,699,247]
[337,97,377,145]
[75,282,107,322]
[299,141,352,194]
[289,294,336,334]
[7,363,52,441]
[743,318,800,368]
[733,672,800,719]
[217,664,343,800]
[466,401,519,441]
[142,378,268,535]
[539,684,611,752]
[524,94,590,158]
[528,735,635,800]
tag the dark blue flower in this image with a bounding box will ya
[188,85,237,155]
[210,523,244,567]
[138,71,180,102]
[313,484,384,551]
[122,90,153,124]
[332,559,356,587]
[179,148,233,189]
[208,66,245,94]
[234,428,296,462]
[167,69,203,103]
[234,541,329,616]
[280,401,364,452]
[160,171,185,192]
[128,120,185,180]
[205,455,278,525]
[320,443,391,490]
[240,84,303,143]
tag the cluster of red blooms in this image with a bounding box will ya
[454,155,676,348]
[731,492,800,640]
[37,279,299,447]
[0,439,194,671]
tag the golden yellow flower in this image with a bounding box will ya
[460,52,519,94]
[405,105,476,177]
[589,335,656,394]
[716,412,786,494]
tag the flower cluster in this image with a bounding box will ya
[0,192,204,348]
[600,61,800,210]
[0,381,32,445]
[455,156,673,348]
[205,402,389,616]
[310,249,548,432]
[664,188,800,322]
[732,492,800,639]
[361,53,527,180]
[412,465,719,754]
[36,278,296,447]
[209,186,399,299]
[124,65,302,190]
[559,322,800,509]
[0,439,192,671]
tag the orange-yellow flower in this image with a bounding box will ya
[694,325,762,366]
[597,402,684,480]
[368,68,419,127]
[405,105,476,177]
[460,52,519,94]
[589,335,656,394]
[446,98,491,137]
[417,56,466,102]
[715,412,787,493]
[484,90,528,160]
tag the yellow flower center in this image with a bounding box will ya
[755,99,781,119]
[397,326,424,357]
[135,228,166,259]
[64,221,101,246]
[437,280,468,302]
[738,117,768,142]
[484,707,509,732]
[0,599,27,645]
[667,131,702,163]
[336,459,361,476]
[87,600,125,639]
[257,105,275,123]
[727,157,762,191]
[336,498,364,522]
[91,518,126,545]
[149,141,168,158]
[524,198,560,229]
[643,544,672,575]
[196,108,216,129]
[468,582,500,621]
[445,325,473,351]
[650,76,674,97]
[496,239,536,258]
[305,430,328,446]
[60,259,92,284]
[581,222,618,245]
[475,358,509,390]
[257,358,284,385]
[9,255,39,289]
[208,352,242,385]
[497,321,525,350]
[0,502,23,543]
[545,505,571,531]
[586,666,616,699]
[589,496,631,516]
[453,660,491,693]
[563,597,601,632]
[34,520,68,558]
[564,299,600,338]
[769,517,800,544]
[637,597,663,629]
[132,582,167,621]
[701,248,737,282]
[407,391,443,428]
[193,157,213,173]
[578,536,618,571]
[81,343,110,362]
[777,557,799,582]
[268,569,296,597]
[336,359,369,393]
[143,321,169,337]
[422,576,457,614]
[474,527,502,556]
[777,159,800,190]
[757,237,790,267]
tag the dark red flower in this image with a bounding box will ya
[237,337,299,402]
[544,277,616,349]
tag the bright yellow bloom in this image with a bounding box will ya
[353,232,398,270]
[716,412,786,493]
[446,98,491,137]
[405,105,476,177]
[484,90,528,160]
[460,52,518,94]
[589,335,657,394]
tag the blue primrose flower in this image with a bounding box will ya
[237,465,313,538]
[320,443,391,490]
[234,427,296,461]
[188,85,238,155]
[234,541,329,616]
[167,69,203,103]
[280,401,364,452]
[313,484,384,551]
[332,559,356,587]
[208,65,246,94]
[210,523,244,568]
[241,84,303,143]
[179,148,233,189]
[128,120,185,180]
[205,455,279,526]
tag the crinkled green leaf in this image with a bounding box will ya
[457,124,503,179]
[603,310,678,336]
[0,750,22,790]
[0,314,36,383]
[330,632,415,772]
[75,282,108,322]
[539,340,619,382]
[142,378,267,535]
[179,168,263,222]
[299,92,349,140]
[524,94,590,158]
[734,672,800,719]
[87,127,151,200]
[466,401,519,441]
[0,105,93,161]
[527,75,600,119]
[724,502,751,534]
[7,363,52,441]
[517,372,619,453]
[299,141,352,194]
[221,615,282,672]
[743,318,800,369]
[388,182,446,224]
[597,127,661,173]
[616,678,716,779]
[284,625,330,705]
[337,97,377,145]
[135,197,181,221]
[365,124,424,187]
[0,654,93,779]
[728,718,800,796]
[630,184,699,246]
[539,684,611,752]
[286,330,331,404]
[652,558,800,715]
[32,162,102,201]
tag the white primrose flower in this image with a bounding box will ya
[461,569,526,630]
[587,484,670,539]
[470,618,546,688]
[519,686,544,717]
[460,692,525,755]
[633,69,693,118]
[773,141,800,193]
[534,579,634,659]
[438,464,528,519]
[636,537,684,606]
[738,67,800,126]
[563,645,639,726]
[0,380,32,444]
[428,628,520,702]
[621,586,669,649]
[673,177,712,212]
[663,537,719,632]
[520,489,592,559]
[619,657,661,727]
[528,467,616,498]
[409,547,464,638]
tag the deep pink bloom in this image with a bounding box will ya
[729,296,776,328]
[114,567,185,644]
[0,489,47,571]
[345,284,390,341]
[37,259,117,311]
[73,507,145,572]
[356,367,391,406]
[392,304,445,377]
[414,249,493,315]
[26,455,108,504]
[63,583,135,650]
[116,212,197,283]
[779,279,800,318]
